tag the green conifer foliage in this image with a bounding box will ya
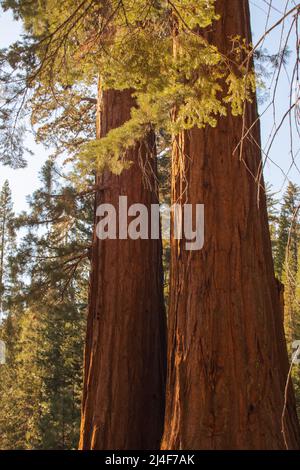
[0,0,256,177]
[274,183,300,280]
[0,180,15,315]
[293,246,300,419]
[272,183,300,422]
[0,162,91,449]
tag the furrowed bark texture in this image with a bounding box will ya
[162,0,300,450]
[79,87,166,450]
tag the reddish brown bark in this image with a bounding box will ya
[162,0,300,450]
[79,87,166,450]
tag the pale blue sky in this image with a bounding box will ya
[0,0,299,213]
[0,7,48,212]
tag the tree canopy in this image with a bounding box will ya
[0,0,255,178]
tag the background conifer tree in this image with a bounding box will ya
[0,180,16,315]
[0,161,90,449]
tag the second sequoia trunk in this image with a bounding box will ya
[162,0,300,450]
[79,87,166,450]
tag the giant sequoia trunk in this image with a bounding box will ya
[162,0,300,450]
[79,87,166,450]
